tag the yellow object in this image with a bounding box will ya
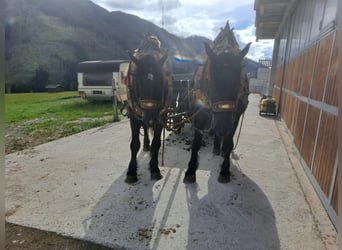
[259,96,277,116]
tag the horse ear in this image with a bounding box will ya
[159,52,168,66]
[240,42,251,58]
[204,42,216,60]
[128,51,139,65]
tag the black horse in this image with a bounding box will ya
[125,42,170,183]
[184,40,251,184]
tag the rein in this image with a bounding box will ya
[160,105,205,131]
[233,110,245,150]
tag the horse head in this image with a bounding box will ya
[204,42,251,138]
[128,51,168,127]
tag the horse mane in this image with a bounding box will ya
[137,35,161,52]
[132,35,163,60]
[211,21,240,55]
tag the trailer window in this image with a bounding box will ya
[83,73,112,86]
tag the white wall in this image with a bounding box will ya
[249,67,271,95]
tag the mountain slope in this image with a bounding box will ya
[5,0,204,92]
[5,0,260,92]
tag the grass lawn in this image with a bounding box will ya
[5,92,124,153]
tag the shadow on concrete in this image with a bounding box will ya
[82,128,280,249]
[258,114,279,121]
[184,162,280,250]
[166,127,280,249]
[81,149,158,249]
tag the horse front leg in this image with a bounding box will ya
[218,135,234,183]
[125,117,141,183]
[184,129,203,183]
[213,134,221,155]
[149,123,163,180]
[143,125,150,152]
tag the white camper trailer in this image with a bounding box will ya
[77,60,130,101]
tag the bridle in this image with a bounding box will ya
[208,59,247,114]
[204,59,245,139]
[127,61,166,121]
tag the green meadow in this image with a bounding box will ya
[5,92,123,153]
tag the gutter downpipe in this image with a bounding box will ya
[277,17,292,119]
[337,0,341,236]
[269,37,279,97]
[275,0,297,119]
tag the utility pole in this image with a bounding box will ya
[162,3,164,28]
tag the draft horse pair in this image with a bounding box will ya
[125,26,251,184]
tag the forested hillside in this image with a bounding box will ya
[5,0,210,92]
[5,0,260,93]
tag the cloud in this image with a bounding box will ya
[91,0,274,61]
[93,0,254,37]
[158,0,181,9]
[95,0,180,12]
[235,25,274,61]
[94,0,139,10]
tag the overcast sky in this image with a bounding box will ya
[90,0,274,61]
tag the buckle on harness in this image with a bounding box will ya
[212,101,236,112]
[140,100,161,109]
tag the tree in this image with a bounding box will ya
[31,67,49,92]
[62,61,77,90]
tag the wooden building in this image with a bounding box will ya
[254,0,338,229]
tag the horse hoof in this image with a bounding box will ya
[125,175,138,184]
[143,145,150,152]
[218,174,230,183]
[151,172,163,180]
[183,175,196,183]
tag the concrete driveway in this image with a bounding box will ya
[5,94,337,249]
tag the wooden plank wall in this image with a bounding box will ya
[273,32,338,220]
[312,112,338,196]
[331,168,338,213]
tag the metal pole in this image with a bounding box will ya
[113,88,119,122]
[277,16,292,118]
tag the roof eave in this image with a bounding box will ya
[254,0,296,41]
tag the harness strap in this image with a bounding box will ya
[140,99,162,109]
[233,111,245,150]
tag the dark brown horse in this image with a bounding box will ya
[184,23,251,183]
[125,36,171,183]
